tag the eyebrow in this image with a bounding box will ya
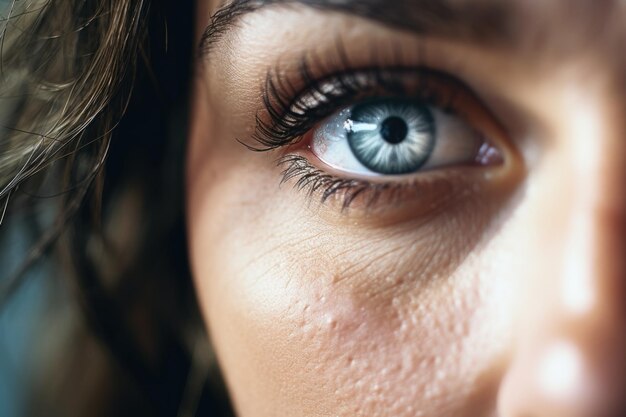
[198,0,514,58]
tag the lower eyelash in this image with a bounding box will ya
[278,154,396,210]
[277,154,485,216]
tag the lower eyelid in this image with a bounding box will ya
[288,147,501,187]
[277,150,511,216]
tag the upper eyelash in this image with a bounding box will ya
[253,64,401,151]
[251,60,464,152]
[250,37,432,152]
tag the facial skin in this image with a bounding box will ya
[186,1,626,416]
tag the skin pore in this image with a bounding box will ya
[186,1,626,416]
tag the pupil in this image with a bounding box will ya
[379,116,408,144]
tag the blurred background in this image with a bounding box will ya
[0,1,45,415]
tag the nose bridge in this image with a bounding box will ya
[561,85,626,312]
[498,75,626,417]
[546,79,626,389]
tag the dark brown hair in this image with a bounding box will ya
[0,1,232,415]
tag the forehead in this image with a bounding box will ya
[498,0,625,62]
[210,0,625,23]
[205,0,626,56]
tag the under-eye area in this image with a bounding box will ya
[274,153,505,215]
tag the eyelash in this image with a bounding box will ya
[251,51,493,210]
[278,154,393,210]
[253,60,463,151]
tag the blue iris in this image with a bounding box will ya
[345,98,436,175]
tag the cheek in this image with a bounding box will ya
[187,161,513,417]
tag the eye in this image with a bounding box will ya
[255,62,512,209]
[309,96,501,177]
